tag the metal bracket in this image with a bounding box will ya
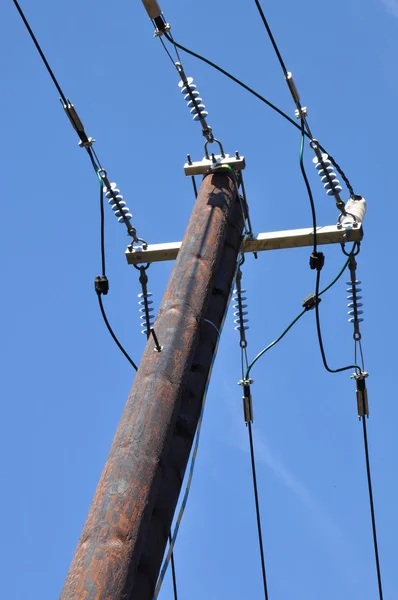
[184,153,246,176]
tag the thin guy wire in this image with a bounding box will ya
[358,339,365,371]
[168,31,182,63]
[163,34,355,197]
[361,417,384,599]
[159,34,177,65]
[248,421,269,600]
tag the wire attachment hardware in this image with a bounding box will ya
[302,293,321,311]
[238,378,254,424]
[62,99,95,148]
[94,275,109,296]
[309,251,325,271]
[184,150,245,176]
[338,196,366,230]
[141,0,170,34]
[352,371,369,418]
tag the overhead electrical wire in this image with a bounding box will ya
[245,251,353,380]
[163,33,355,199]
[247,5,384,595]
[13,0,141,374]
[299,118,318,252]
[234,259,270,600]
[362,416,384,599]
[96,177,139,372]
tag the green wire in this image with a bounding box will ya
[245,255,351,380]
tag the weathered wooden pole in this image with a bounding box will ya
[60,170,244,599]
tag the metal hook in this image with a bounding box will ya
[204,137,225,160]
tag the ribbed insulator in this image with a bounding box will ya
[138,291,154,336]
[104,182,133,223]
[313,153,342,197]
[232,290,249,332]
[347,281,364,323]
[178,77,209,122]
[340,196,366,228]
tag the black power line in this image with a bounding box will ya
[362,416,384,599]
[248,421,270,600]
[95,179,139,372]
[252,0,288,76]
[12,0,67,103]
[163,34,355,198]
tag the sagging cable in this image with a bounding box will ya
[234,259,270,600]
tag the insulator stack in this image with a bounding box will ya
[104,182,133,223]
[178,77,209,122]
[313,153,343,197]
[347,280,364,324]
[340,196,366,228]
[138,291,155,336]
[233,289,249,333]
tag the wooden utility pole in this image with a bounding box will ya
[60,170,244,600]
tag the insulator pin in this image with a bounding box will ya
[313,153,342,197]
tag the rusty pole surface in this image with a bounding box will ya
[60,171,244,600]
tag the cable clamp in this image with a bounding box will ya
[62,100,93,147]
[238,379,254,424]
[302,293,321,311]
[78,137,96,149]
[238,378,254,387]
[351,370,369,380]
[295,106,307,119]
[94,275,109,296]
[153,21,171,36]
[351,371,369,418]
[309,251,325,271]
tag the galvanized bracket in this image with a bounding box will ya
[184,153,246,176]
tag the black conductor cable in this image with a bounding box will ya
[362,415,384,600]
[163,33,355,198]
[95,178,139,372]
[13,0,67,103]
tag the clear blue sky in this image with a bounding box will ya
[2,0,397,598]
